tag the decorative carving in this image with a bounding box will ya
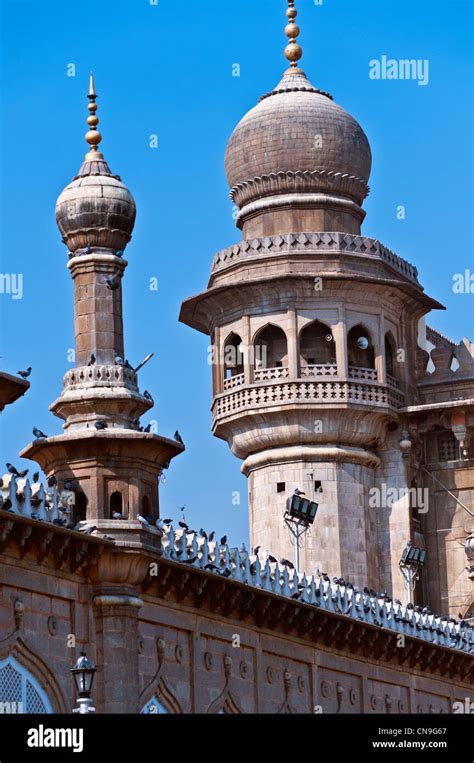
[13,599,24,631]
[47,616,58,637]
[204,652,214,671]
[239,660,249,680]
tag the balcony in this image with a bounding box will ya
[213,376,405,421]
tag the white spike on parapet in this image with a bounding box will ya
[0,472,60,523]
[159,523,474,654]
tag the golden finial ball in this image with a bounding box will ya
[85,129,102,146]
[88,102,97,113]
[286,7,297,20]
[87,115,99,127]
[285,41,302,64]
[285,22,300,39]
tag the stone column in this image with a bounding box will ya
[376,311,386,383]
[93,593,143,713]
[211,327,220,395]
[335,307,348,378]
[287,307,299,379]
[241,315,253,384]
[69,254,127,367]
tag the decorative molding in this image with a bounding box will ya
[230,170,369,208]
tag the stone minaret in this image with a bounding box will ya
[22,74,183,531]
[180,1,443,597]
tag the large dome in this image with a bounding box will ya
[225,68,372,212]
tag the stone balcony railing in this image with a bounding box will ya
[214,378,405,420]
[223,373,245,391]
[223,366,401,393]
[160,524,473,655]
[301,363,338,378]
[254,366,289,382]
[63,364,138,391]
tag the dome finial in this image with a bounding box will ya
[284,0,303,69]
[85,71,104,162]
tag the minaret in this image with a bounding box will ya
[21,75,183,531]
[180,1,443,597]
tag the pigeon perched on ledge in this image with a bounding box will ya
[17,367,32,379]
[33,427,47,440]
[6,463,28,478]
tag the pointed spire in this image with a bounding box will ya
[284,1,303,70]
[84,71,104,161]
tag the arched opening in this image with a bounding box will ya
[300,320,336,367]
[109,491,123,516]
[141,696,170,714]
[142,495,151,518]
[223,333,244,379]
[0,656,53,713]
[385,332,396,379]
[254,325,288,370]
[75,491,88,522]
[347,324,375,371]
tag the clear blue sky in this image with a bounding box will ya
[0,0,472,546]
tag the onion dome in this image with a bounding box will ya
[56,74,136,254]
[224,1,372,233]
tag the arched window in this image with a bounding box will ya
[0,656,52,713]
[300,320,335,366]
[223,333,244,379]
[109,491,122,516]
[385,332,396,378]
[347,325,375,370]
[75,491,88,522]
[141,696,169,714]
[142,496,151,517]
[254,325,288,370]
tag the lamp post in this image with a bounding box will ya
[283,492,318,572]
[399,542,427,605]
[71,651,96,714]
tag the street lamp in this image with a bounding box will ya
[71,651,96,714]
[284,492,318,572]
[399,541,426,604]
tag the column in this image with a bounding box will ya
[335,307,348,378]
[287,307,299,379]
[376,310,386,384]
[241,315,253,384]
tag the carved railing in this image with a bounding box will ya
[254,366,289,382]
[387,373,400,390]
[223,373,245,391]
[213,379,405,419]
[63,364,138,390]
[349,366,378,382]
[0,473,61,523]
[160,524,473,655]
[301,364,337,378]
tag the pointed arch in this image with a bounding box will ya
[140,678,183,714]
[0,634,67,712]
[223,332,244,378]
[299,319,335,366]
[347,323,375,370]
[253,323,288,370]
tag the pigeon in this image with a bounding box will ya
[291,591,301,600]
[94,421,108,430]
[161,518,173,524]
[222,568,232,577]
[105,272,121,291]
[254,545,261,555]
[220,535,227,545]
[32,472,39,483]
[179,521,189,532]
[115,355,125,366]
[80,526,97,535]
[63,480,77,491]
[143,424,152,433]
[208,531,215,542]
[281,558,294,569]
[17,367,32,379]
[6,463,28,478]
[182,556,198,565]
[294,488,306,496]
[47,475,57,487]
[138,515,150,525]
[112,512,123,520]
[125,360,133,370]
[85,245,92,254]
[33,427,47,440]
[199,528,208,539]
[115,250,124,258]
[87,354,96,366]
[143,390,153,402]
[267,555,278,564]
[205,563,220,572]
[174,430,184,444]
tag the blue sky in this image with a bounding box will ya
[0,0,472,546]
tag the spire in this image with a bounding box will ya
[85,72,104,161]
[284,0,303,70]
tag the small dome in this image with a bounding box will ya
[225,68,372,211]
[55,73,136,255]
[56,159,136,253]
